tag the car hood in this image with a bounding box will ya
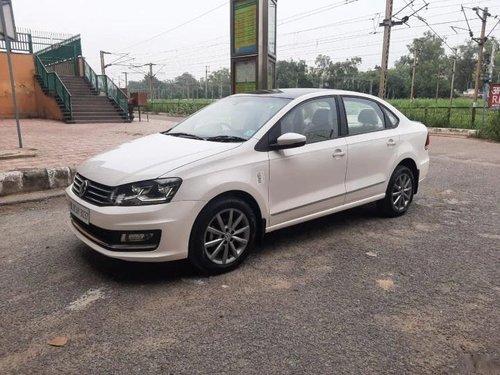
[77,133,241,186]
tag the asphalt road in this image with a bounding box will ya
[1,136,499,375]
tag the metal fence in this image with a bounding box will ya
[0,28,75,53]
[396,106,500,129]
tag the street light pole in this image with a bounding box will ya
[0,0,22,148]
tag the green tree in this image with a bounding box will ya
[208,68,231,98]
[454,41,477,93]
[276,59,311,88]
[396,32,451,98]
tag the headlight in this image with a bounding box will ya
[111,178,182,206]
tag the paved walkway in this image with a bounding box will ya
[0,115,181,173]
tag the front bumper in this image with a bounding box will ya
[66,186,206,262]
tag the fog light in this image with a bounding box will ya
[120,232,155,243]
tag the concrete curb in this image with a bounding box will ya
[0,167,75,198]
[428,127,478,137]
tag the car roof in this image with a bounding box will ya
[239,88,376,100]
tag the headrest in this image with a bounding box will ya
[358,109,379,126]
[312,108,330,126]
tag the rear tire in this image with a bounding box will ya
[188,197,257,275]
[377,165,415,217]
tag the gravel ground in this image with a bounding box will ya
[0,136,499,374]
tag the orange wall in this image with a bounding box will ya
[0,52,38,118]
[34,80,63,121]
[0,52,63,120]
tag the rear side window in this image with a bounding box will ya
[343,97,385,135]
[383,107,399,128]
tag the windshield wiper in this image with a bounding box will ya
[206,135,247,143]
[164,132,205,140]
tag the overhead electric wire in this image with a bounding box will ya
[119,0,228,51]
[416,15,456,52]
[110,0,480,81]
[486,17,500,38]
[279,0,358,25]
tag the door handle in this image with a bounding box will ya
[387,139,397,147]
[332,149,346,158]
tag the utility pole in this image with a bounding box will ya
[378,0,394,99]
[485,40,497,103]
[145,63,156,100]
[435,69,441,102]
[378,0,408,98]
[100,50,111,75]
[450,50,457,105]
[377,0,421,98]
[410,47,419,102]
[122,71,128,95]
[472,7,491,105]
[205,66,209,99]
[488,40,496,80]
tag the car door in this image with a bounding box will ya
[341,96,401,204]
[266,97,347,227]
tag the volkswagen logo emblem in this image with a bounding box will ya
[78,179,88,198]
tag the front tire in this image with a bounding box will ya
[188,197,257,275]
[378,165,415,217]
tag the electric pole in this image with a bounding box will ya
[485,39,497,103]
[450,49,457,105]
[205,66,209,99]
[472,7,491,105]
[100,50,111,75]
[122,72,128,95]
[410,46,419,102]
[378,0,407,98]
[378,0,393,98]
[377,0,426,98]
[488,39,496,82]
[145,63,156,100]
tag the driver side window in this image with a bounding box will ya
[271,97,338,144]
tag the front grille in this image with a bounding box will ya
[71,215,161,252]
[72,173,114,206]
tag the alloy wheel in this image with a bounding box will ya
[203,208,250,265]
[391,173,413,211]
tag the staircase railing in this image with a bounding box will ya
[35,55,72,117]
[83,59,128,115]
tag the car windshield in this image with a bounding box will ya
[165,96,291,142]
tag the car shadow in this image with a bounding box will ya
[256,203,381,256]
[76,203,382,284]
[76,245,198,284]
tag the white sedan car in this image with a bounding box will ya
[67,89,429,274]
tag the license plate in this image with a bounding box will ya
[70,199,90,225]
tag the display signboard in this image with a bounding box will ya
[488,83,500,108]
[0,0,16,41]
[235,59,257,93]
[230,0,276,93]
[268,0,276,56]
[233,0,257,56]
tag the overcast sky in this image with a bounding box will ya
[12,0,500,84]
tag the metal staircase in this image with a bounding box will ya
[33,35,130,123]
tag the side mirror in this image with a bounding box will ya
[269,132,307,150]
